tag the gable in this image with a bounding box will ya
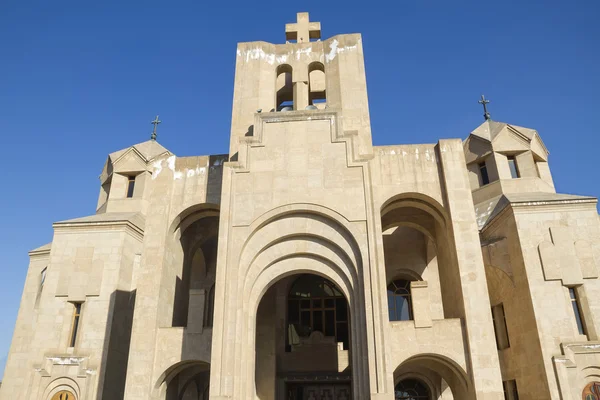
[112,148,148,174]
[530,134,549,161]
[491,127,530,153]
[464,135,493,164]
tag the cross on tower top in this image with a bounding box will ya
[150,115,161,140]
[285,12,321,43]
[478,95,491,121]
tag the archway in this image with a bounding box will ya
[162,204,220,331]
[394,354,473,400]
[255,273,352,400]
[157,361,211,400]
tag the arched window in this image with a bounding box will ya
[395,379,430,400]
[583,382,600,400]
[308,62,326,108]
[276,64,293,110]
[287,274,349,350]
[387,279,413,321]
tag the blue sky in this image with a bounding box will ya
[0,0,598,379]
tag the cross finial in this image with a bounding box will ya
[285,12,321,43]
[478,95,491,121]
[150,115,161,140]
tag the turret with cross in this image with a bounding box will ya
[150,115,161,140]
[478,95,491,121]
[285,12,321,43]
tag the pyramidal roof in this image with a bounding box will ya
[470,119,538,143]
[109,140,171,164]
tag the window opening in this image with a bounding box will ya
[394,379,429,399]
[287,275,348,350]
[69,302,82,347]
[507,156,520,179]
[126,176,136,198]
[479,161,490,185]
[40,267,47,291]
[492,303,510,349]
[502,380,519,400]
[570,287,586,335]
[387,279,413,321]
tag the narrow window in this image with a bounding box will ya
[69,303,82,347]
[492,303,510,349]
[387,279,413,321]
[512,380,520,400]
[503,381,510,400]
[479,161,490,185]
[507,156,520,178]
[40,267,47,291]
[503,380,519,400]
[126,175,136,198]
[570,287,586,335]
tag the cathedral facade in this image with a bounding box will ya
[2,13,600,400]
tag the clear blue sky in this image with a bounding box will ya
[0,0,598,379]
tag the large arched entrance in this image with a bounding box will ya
[255,273,352,400]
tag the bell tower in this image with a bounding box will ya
[229,12,374,159]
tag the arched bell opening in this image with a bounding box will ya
[276,64,293,111]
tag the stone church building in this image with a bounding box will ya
[2,12,600,400]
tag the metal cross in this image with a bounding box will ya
[478,95,491,121]
[150,115,161,140]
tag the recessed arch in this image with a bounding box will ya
[394,353,473,400]
[168,203,220,236]
[42,377,81,400]
[228,205,370,399]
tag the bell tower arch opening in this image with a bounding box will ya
[276,64,294,111]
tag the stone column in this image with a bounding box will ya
[123,156,175,400]
[187,289,206,334]
[411,281,432,328]
[437,139,504,399]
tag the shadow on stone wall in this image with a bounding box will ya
[97,289,136,400]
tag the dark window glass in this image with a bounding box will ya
[288,299,299,323]
[336,321,349,350]
[513,380,519,400]
[313,310,323,333]
[325,310,335,336]
[507,156,520,179]
[127,176,136,198]
[286,274,348,350]
[570,287,586,335]
[479,162,490,185]
[394,378,429,399]
[335,298,347,321]
[70,303,82,347]
[387,279,413,321]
